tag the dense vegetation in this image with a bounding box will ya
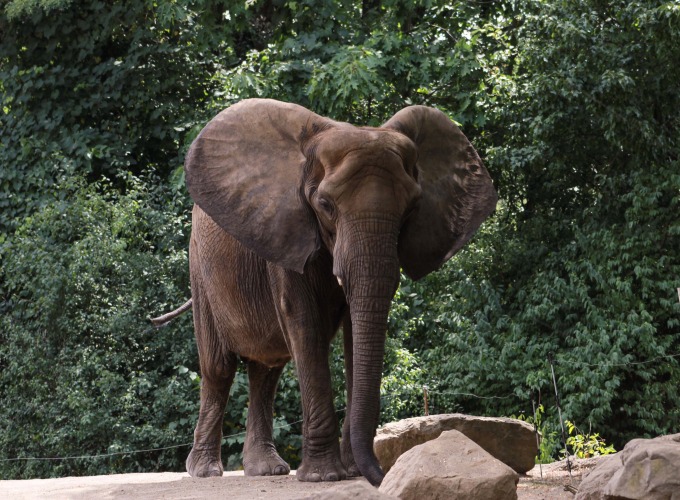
[1,0,678,479]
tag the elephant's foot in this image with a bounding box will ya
[243,444,290,476]
[340,438,361,477]
[342,459,361,478]
[186,443,223,478]
[296,453,348,482]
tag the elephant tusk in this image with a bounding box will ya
[337,276,343,287]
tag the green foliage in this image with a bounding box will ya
[380,328,427,423]
[391,0,680,450]
[512,407,616,463]
[0,0,230,233]
[2,0,679,480]
[210,0,510,127]
[4,0,73,19]
[563,421,616,459]
[511,404,559,464]
[0,175,195,478]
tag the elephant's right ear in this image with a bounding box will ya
[185,99,332,273]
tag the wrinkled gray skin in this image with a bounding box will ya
[170,99,496,487]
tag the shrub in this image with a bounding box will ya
[0,174,196,478]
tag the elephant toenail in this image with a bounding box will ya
[325,472,339,481]
[274,465,287,475]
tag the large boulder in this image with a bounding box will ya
[374,413,537,474]
[379,429,519,500]
[576,433,680,500]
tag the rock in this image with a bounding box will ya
[379,429,519,500]
[576,433,680,500]
[300,479,396,499]
[374,413,537,474]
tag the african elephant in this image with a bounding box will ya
[163,98,496,486]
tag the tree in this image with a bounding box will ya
[2,0,678,478]
[403,0,680,448]
[0,0,235,232]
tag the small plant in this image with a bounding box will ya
[510,404,560,464]
[562,420,616,459]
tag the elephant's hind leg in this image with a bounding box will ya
[243,360,290,476]
[186,358,236,477]
[186,295,237,477]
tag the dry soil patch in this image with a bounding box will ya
[0,458,605,499]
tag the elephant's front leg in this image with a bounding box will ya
[295,348,346,482]
[268,266,347,482]
[294,340,346,482]
[243,360,291,476]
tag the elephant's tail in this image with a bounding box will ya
[150,299,193,328]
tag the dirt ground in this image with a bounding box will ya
[0,457,602,499]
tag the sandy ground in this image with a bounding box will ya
[0,458,601,499]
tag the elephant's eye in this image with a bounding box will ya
[317,197,334,217]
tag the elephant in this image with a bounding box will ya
[154,98,497,487]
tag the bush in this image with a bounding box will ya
[0,174,197,478]
[563,420,616,460]
[388,0,680,450]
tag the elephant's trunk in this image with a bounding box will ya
[336,213,401,487]
[348,293,392,486]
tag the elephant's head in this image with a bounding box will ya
[184,99,497,485]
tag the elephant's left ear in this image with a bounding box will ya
[382,106,498,280]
